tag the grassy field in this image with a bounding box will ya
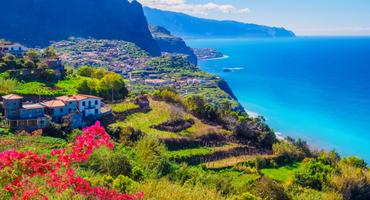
[111,102,139,113]
[260,162,302,182]
[0,135,67,154]
[112,99,228,139]
[13,76,86,96]
[169,147,213,159]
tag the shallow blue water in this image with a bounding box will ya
[187,37,370,162]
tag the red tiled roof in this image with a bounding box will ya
[2,94,23,100]
[73,94,102,100]
[41,100,65,108]
[57,94,102,102]
[56,95,78,102]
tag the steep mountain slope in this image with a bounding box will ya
[0,0,160,56]
[149,25,197,65]
[144,7,295,38]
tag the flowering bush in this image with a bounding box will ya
[0,122,143,200]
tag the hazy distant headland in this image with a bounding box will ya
[144,7,295,39]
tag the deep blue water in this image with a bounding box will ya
[187,37,370,162]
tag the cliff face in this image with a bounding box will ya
[149,25,197,65]
[0,0,160,56]
[144,7,295,38]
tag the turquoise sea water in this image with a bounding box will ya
[187,37,370,162]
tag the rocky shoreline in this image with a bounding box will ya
[193,48,224,60]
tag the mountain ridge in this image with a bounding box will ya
[0,0,161,56]
[144,7,295,38]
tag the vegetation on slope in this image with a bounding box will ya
[1,41,369,200]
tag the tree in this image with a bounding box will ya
[42,46,57,58]
[24,58,36,69]
[2,53,17,69]
[78,66,95,77]
[184,95,206,117]
[341,156,367,169]
[25,49,40,63]
[78,79,99,96]
[93,68,108,79]
[272,140,308,163]
[99,73,128,102]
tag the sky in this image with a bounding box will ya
[138,0,370,36]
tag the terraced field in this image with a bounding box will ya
[203,154,276,169]
[110,97,274,168]
[111,98,230,139]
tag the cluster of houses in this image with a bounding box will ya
[1,41,65,80]
[1,94,105,131]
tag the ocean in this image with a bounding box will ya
[187,37,370,162]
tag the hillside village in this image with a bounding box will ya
[1,38,370,200]
[53,38,240,109]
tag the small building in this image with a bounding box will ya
[43,58,65,80]
[1,94,103,131]
[72,94,102,118]
[0,41,27,57]
[2,94,48,131]
[41,100,68,121]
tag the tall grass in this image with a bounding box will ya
[133,179,228,200]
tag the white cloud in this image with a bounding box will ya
[138,0,250,15]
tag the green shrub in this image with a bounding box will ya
[84,147,133,177]
[118,127,145,147]
[293,157,335,190]
[136,136,171,177]
[331,163,370,200]
[131,166,145,182]
[340,156,367,169]
[152,89,183,105]
[112,175,135,193]
[234,192,262,200]
[273,140,308,163]
[250,177,289,200]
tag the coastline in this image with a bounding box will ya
[191,37,370,163]
[195,47,287,143]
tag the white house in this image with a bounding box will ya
[0,41,27,57]
[71,94,102,117]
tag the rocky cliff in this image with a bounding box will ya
[0,0,160,56]
[149,25,197,65]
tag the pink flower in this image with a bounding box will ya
[0,121,143,200]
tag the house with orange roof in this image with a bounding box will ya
[1,94,49,130]
[1,93,104,131]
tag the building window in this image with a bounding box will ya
[82,102,86,106]
[68,108,72,113]
[95,100,98,105]
[60,108,64,113]
[95,109,98,114]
